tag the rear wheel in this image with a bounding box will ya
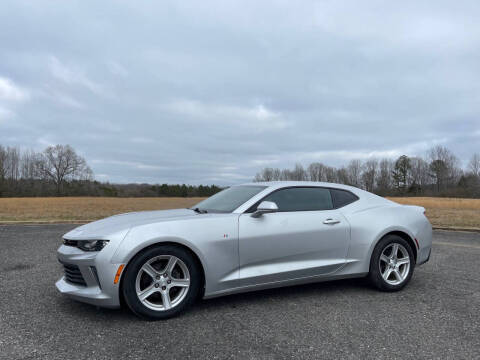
[122,245,201,320]
[368,235,415,291]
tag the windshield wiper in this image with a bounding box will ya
[190,207,208,214]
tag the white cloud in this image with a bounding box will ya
[313,1,478,51]
[107,61,128,77]
[250,157,281,166]
[49,56,105,96]
[163,100,289,131]
[0,76,29,124]
[0,76,29,102]
[131,137,154,144]
[54,93,84,109]
[36,137,55,147]
[0,106,14,122]
[218,172,252,179]
[91,159,167,171]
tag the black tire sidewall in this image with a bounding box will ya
[369,235,415,292]
[122,245,201,320]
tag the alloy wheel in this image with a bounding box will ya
[379,243,411,285]
[135,255,190,311]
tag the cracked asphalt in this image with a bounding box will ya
[0,225,479,359]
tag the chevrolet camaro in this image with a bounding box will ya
[56,181,432,319]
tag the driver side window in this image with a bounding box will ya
[262,187,333,212]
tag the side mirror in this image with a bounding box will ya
[251,201,278,218]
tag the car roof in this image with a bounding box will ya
[238,181,362,194]
[231,181,394,214]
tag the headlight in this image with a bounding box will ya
[77,240,109,252]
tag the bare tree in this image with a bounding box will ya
[307,162,326,181]
[37,144,92,194]
[0,145,6,180]
[254,167,282,182]
[409,157,429,193]
[20,149,42,179]
[254,167,275,182]
[0,145,6,195]
[336,167,349,185]
[362,159,378,192]
[280,168,292,180]
[469,153,480,177]
[427,146,461,192]
[346,159,362,187]
[4,146,20,180]
[290,163,307,181]
[324,166,337,183]
[376,158,393,195]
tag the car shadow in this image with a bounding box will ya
[56,277,371,321]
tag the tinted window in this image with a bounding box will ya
[330,189,358,208]
[193,185,266,213]
[262,187,333,212]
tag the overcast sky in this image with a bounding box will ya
[1,1,479,185]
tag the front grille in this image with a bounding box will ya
[62,263,87,286]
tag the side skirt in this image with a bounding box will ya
[203,272,368,300]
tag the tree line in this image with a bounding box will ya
[2,143,479,198]
[254,146,480,198]
[0,144,221,197]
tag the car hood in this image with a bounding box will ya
[63,208,201,240]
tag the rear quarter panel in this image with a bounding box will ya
[340,201,431,274]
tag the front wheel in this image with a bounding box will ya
[368,235,415,291]
[122,245,201,320]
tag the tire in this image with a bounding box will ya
[122,245,202,320]
[368,235,415,292]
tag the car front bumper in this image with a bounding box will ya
[56,244,122,309]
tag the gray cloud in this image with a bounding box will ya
[0,0,479,185]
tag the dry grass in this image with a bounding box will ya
[388,197,480,230]
[0,196,479,230]
[0,197,205,223]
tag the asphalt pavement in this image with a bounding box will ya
[0,225,478,359]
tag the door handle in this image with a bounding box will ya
[323,218,340,225]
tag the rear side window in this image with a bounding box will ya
[262,187,333,212]
[330,189,358,208]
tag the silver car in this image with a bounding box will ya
[56,181,432,319]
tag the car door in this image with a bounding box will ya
[238,187,350,286]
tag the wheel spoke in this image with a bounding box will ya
[391,244,399,258]
[380,254,390,263]
[382,268,392,280]
[165,256,177,274]
[393,269,402,281]
[161,291,172,309]
[142,263,159,279]
[171,279,190,288]
[397,257,410,266]
[138,284,157,301]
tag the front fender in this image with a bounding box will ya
[109,215,240,297]
[111,233,208,277]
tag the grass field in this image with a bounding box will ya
[387,197,480,230]
[0,197,203,223]
[0,196,478,230]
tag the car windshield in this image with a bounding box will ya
[192,185,267,213]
